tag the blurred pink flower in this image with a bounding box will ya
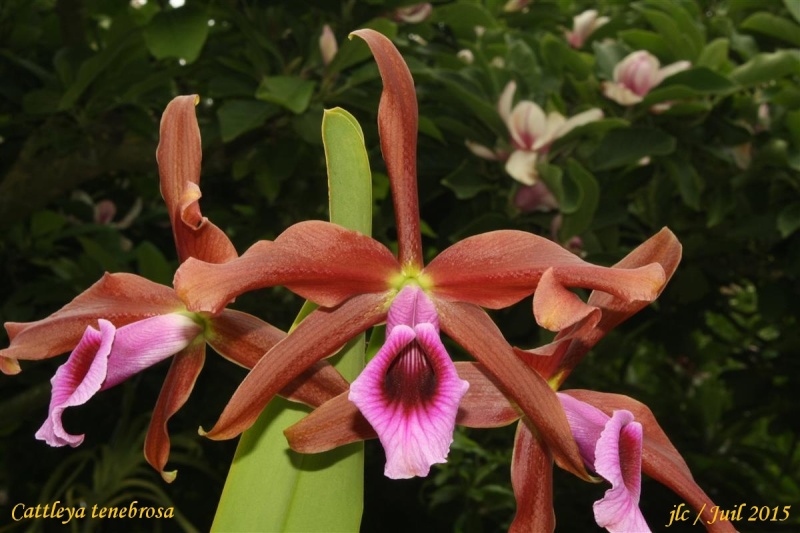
[514,182,559,212]
[503,0,531,12]
[393,3,432,24]
[319,25,338,66]
[499,81,603,185]
[602,51,690,106]
[566,10,609,49]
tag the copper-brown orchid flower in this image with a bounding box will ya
[173,29,667,481]
[0,96,346,482]
[286,229,733,532]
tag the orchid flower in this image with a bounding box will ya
[467,82,602,187]
[558,393,649,532]
[566,10,609,49]
[172,29,668,481]
[0,96,346,481]
[286,226,734,532]
[602,51,691,106]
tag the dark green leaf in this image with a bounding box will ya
[741,12,800,47]
[135,241,173,286]
[777,203,800,238]
[255,76,316,114]
[143,6,209,64]
[217,100,278,142]
[591,128,676,170]
[730,51,800,86]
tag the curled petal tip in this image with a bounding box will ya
[197,426,208,437]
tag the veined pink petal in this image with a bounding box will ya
[35,321,114,447]
[557,392,609,467]
[2,273,183,369]
[175,221,400,314]
[350,286,468,478]
[565,390,736,532]
[593,413,648,533]
[387,284,438,329]
[102,314,202,389]
[285,361,517,455]
[157,95,237,264]
[351,29,422,268]
[558,393,649,532]
[425,230,665,309]
[36,314,201,448]
[350,322,468,478]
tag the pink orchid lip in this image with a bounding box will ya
[36,314,202,448]
[558,393,650,532]
[349,285,469,479]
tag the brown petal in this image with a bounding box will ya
[208,309,350,407]
[174,221,400,314]
[285,391,376,453]
[533,268,597,332]
[509,420,556,533]
[1,273,182,370]
[425,230,665,309]
[351,29,422,268]
[435,299,590,480]
[144,343,206,482]
[563,390,735,532]
[157,95,237,264]
[526,227,682,385]
[201,292,390,441]
[454,362,520,428]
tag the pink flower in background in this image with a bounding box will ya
[503,0,531,12]
[349,285,469,478]
[319,25,338,66]
[393,3,432,24]
[558,393,650,532]
[566,10,609,49]
[499,81,603,185]
[602,51,690,106]
[514,182,559,212]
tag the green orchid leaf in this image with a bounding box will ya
[212,107,371,532]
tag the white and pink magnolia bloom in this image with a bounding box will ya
[602,51,691,106]
[558,393,650,533]
[499,81,603,185]
[36,314,203,447]
[393,3,432,24]
[566,10,609,49]
[349,285,469,479]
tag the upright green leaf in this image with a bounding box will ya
[741,12,800,47]
[212,108,371,532]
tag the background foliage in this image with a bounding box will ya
[1,0,798,531]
